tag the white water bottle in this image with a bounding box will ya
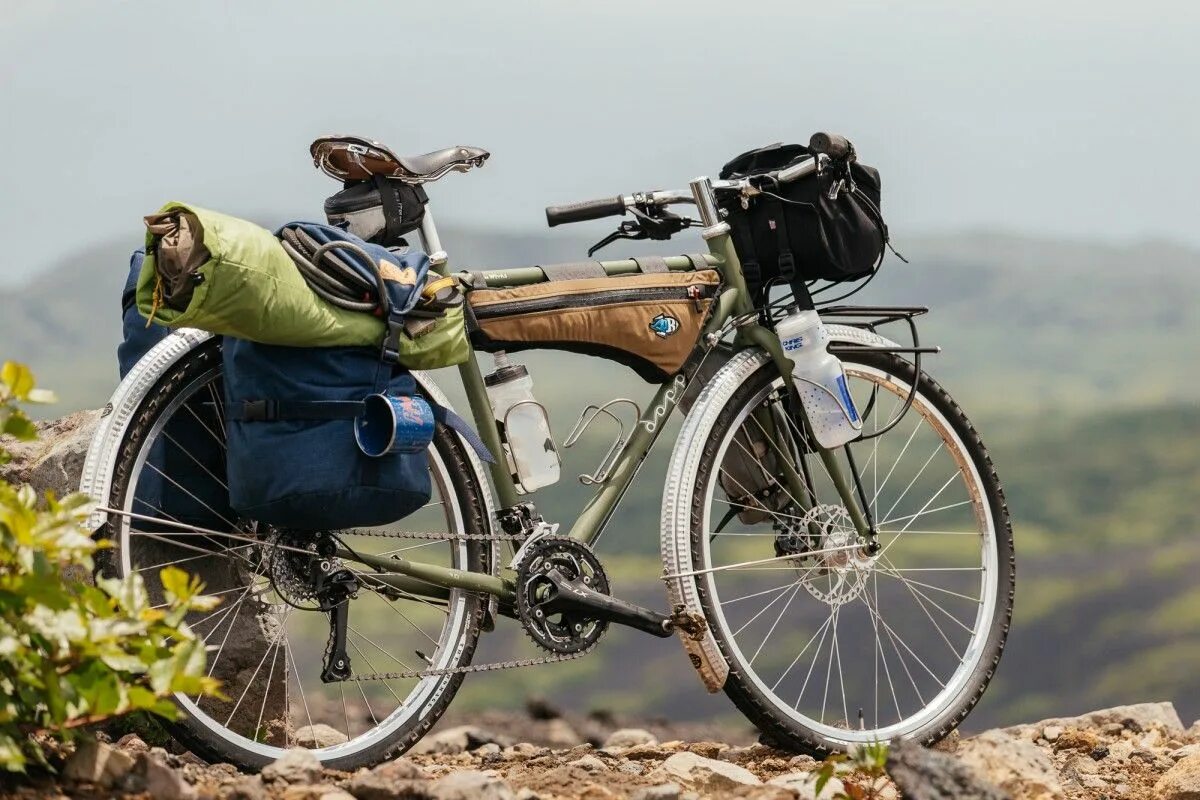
[484,352,561,493]
[776,309,863,449]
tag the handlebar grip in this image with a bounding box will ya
[809,132,854,160]
[545,196,626,228]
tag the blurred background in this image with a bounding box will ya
[1,1,1197,733]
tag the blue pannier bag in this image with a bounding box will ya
[221,226,490,531]
[119,250,234,530]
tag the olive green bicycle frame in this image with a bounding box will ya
[338,197,869,609]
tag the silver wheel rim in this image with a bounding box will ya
[116,366,474,762]
[699,362,998,743]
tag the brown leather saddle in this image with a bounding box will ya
[310,135,490,184]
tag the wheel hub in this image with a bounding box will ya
[777,505,876,607]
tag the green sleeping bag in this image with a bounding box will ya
[136,202,385,347]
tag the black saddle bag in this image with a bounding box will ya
[719,143,888,301]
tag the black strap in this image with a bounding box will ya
[726,212,763,305]
[230,397,495,465]
[229,399,365,422]
[771,197,796,284]
[372,174,403,244]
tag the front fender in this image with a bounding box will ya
[659,324,902,692]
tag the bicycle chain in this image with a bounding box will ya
[319,526,593,682]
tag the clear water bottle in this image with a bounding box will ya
[776,309,863,449]
[484,352,561,493]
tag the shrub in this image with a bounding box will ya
[0,361,221,772]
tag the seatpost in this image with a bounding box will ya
[418,208,449,274]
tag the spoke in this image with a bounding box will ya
[135,542,255,574]
[890,564,966,660]
[870,415,925,509]
[877,529,981,536]
[733,579,801,638]
[771,612,833,692]
[875,569,981,603]
[162,431,229,491]
[749,583,801,665]
[833,605,849,727]
[339,681,352,742]
[885,568,984,573]
[286,640,315,745]
[347,636,405,707]
[860,592,944,690]
[870,572,902,725]
[863,586,925,707]
[721,580,800,607]
[821,606,837,725]
[349,623,416,674]
[382,595,441,648]
[153,582,260,611]
[796,607,835,710]
[183,401,228,452]
[877,498,972,529]
[878,442,944,525]
[143,461,239,530]
[879,556,979,635]
[224,608,291,728]
[253,636,284,744]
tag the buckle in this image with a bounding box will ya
[777,250,796,281]
[241,399,274,422]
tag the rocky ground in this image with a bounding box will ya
[2,701,1198,800]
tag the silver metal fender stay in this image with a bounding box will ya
[658,325,901,692]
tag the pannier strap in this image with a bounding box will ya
[633,256,669,273]
[230,399,494,463]
[540,261,608,281]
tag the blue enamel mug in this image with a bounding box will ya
[355,393,436,457]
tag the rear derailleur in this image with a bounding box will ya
[266,530,361,683]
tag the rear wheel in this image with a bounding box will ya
[681,350,1013,752]
[99,338,491,771]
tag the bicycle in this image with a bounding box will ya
[80,132,1014,770]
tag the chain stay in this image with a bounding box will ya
[323,525,594,682]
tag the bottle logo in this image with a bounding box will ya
[649,313,681,338]
[781,335,804,351]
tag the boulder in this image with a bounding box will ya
[603,728,658,750]
[262,748,323,785]
[0,409,100,498]
[1154,753,1200,800]
[956,731,1064,799]
[412,725,510,755]
[543,718,581,749]
[631,784,683,800]
[346,757,430,800]
[294,724,350,749]
[430,770,515,800]
[1005,702,1185,738]
[63,738,136,787]
[568,754,609,772]
[227,775,268,800]
[655,751,761,791]
[886,740,1006,800]
[133,752,196,800]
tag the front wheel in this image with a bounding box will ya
[673,349,1013,752]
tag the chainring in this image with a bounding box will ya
[515,536,610,655]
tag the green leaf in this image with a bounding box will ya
[0,362,34,400]
[2,413,37,442]
[159,566,190,602]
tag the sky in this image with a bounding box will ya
[1,0,1198,285]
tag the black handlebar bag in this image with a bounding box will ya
[719,143,888,303]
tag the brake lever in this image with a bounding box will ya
[587,221,646,257]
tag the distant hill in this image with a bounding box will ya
[1,227,1196,419]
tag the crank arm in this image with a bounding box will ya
[543,569,673,638]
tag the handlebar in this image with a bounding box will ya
[545,196,626,227]
[545,131,855,228]
[809,131,854,160]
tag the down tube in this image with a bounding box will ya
[565,374,689,545]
